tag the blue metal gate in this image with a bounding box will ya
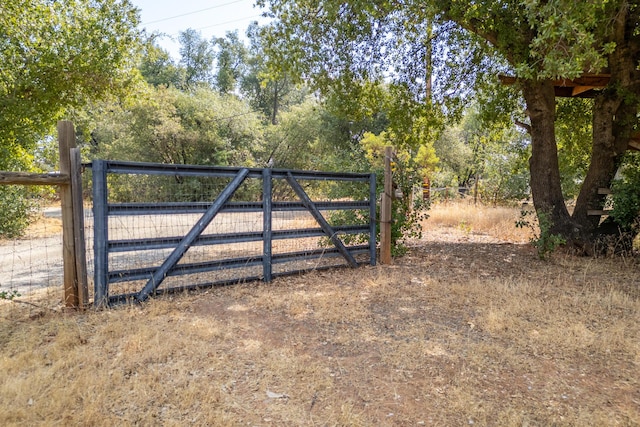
[90,160,376,306]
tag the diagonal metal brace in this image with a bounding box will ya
[285,172,358,268]
[136,168,250,302]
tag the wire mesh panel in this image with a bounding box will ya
[89,160,376,306]
[0,192,66,304]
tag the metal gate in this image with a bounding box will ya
[90,160,376,306]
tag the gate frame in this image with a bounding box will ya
[91,160,377,306]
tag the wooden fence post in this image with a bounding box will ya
[70,147,88,307]
[58,121,88,308]
[380,146,393,264]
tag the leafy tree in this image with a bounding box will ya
[179,29,215,88]
[212,31,248,94]
[0,0,142,149]
[139,38,186,88]
[259,99,324,169]
[258,0,640,251]
[241,23,308,124]
[437,0,640,249]
[89,85,263,167]
[0,0,141,237]
[432,124,473,192]
[81,85,265,202]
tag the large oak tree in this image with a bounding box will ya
[258,0,640,250]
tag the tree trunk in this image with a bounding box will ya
[521,80,573,235]
[571,94,624,233]
[571,2,639,247]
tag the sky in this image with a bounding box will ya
[130,0,270,59]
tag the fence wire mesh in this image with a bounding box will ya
[0,192,73,308]
[89,161,375,305]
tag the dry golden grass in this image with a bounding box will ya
[425,200,535,243]
[1,202,639,426]
[0,214,62,245]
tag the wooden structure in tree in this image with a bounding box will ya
[498,74,611,98]
[500,73,640,149]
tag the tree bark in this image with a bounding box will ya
[521,79,573,235]
[571,94,624,233]
[571,2,640,246]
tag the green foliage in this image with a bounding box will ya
[360,131,431,256]
[0,0,142,151]
[139,39,186,88]
[433,107,530,204]
[242,23,308,125]
[610,153,640,233]
[212,31,248,94]
[388,181,430,258]
[0,186,34,238]
[0,141,39,238]
[516,209,566,260]
[0,0,141,236]
[0,288,21,301]
[87,85,263,166]
[179,29,215,87]
[556,98,593,199]
[260,99,324,170]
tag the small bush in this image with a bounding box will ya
[0,186,35,238]
[516,209,565,260]
[610,152,640,234]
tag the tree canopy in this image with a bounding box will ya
[4,0,640,253]
[0,0,142,156]
[258,0,640,250]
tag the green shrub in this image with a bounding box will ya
[0,186,35,238]
[516,209,565,260]
[610,152,640,233]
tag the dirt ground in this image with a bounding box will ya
[1,205,639,426]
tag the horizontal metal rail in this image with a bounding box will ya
[107,201,370,215]
[86,159,371,181]
[108,245,370,284]
[108,225,369,252]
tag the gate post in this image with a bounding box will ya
[369,172,377,266]
[380,146,393,264]
[70,147,88,307]
[262,168,273,282]
[92,160,109,308]
[58,121,80,307]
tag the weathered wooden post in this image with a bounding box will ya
[380,146,393,264]
[70,147,88,307]
[58,121,88,308]
[369,172,377,266]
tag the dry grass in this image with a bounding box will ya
[424,201,535,243]
[0,214,62,245]
[1,202,639,426]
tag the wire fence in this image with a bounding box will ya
[1,212,101,314]
[88,160,376,306]
[1,163,376,309]
[0,199,63,306]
